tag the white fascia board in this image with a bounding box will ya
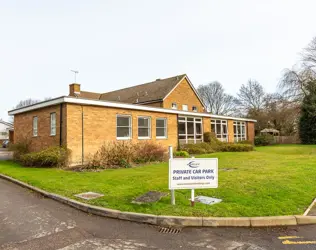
[8,97,65,115]
[8,96,257,122]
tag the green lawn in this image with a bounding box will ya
[1,145,316,217]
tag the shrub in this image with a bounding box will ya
[254,134,275,146]
[237,140,252,145]
[203,132,223,151]
[134,141,167,163]
[10,138,31,161]
[181,142,215,154]
[174,151,190,158]
[220,143,254,152]
[20,146,70,167]
[88,141,167,168]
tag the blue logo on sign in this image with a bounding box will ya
[187,161,200,168]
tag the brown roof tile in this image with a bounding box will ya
[99,74,186,104]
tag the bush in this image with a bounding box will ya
[181,142,215,154]
[88,141,167,168]
[254,134,275,146]
[220,143,254,152]
[20,146,70,167]
[10,138,31,161]
[203,132,223,151]
[237,140,252,145]
[134,141,167,163]
[174,151,190,158]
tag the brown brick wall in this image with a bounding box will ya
[227,120,234,143]
[203,117,211,134]
[66,104,178,165]
[247,122,255,144]
[163,78,205,112]
[13,104,67,152]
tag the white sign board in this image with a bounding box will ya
[169,158,218,190]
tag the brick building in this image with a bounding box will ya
[8,74,256,165]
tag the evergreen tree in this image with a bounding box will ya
[299,80,316,144]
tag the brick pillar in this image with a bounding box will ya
[247,122,255,144]
[228,120,234,143]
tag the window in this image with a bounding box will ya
[233,121,246,142]
[138,116,151,139]
[156,118,167,138]
[211,120,228,142]
[192,106,197,112]
[33,116,38,137]
[1,132,8,136]
[182,105,188,111]
[178,116,203,144]
[116,115,132,139]
[171,103,177,109]
[50,113,56,136]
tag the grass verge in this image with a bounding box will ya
[1,145,316,217]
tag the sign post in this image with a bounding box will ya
[168,146,175,205]
[169,158,218,206]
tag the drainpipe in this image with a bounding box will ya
[81,106,84,165]
[59,103,63,147]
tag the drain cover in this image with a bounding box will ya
[74,192,104,200]
[158,227,181,234]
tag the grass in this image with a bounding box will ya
[1,144,316,217]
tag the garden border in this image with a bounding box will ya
[1,173,316,227]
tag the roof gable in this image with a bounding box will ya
[99,74,186,104]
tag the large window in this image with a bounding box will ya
[178,116,203,144]
[33,116,38,137]
[156,118,167,139]
[138,116,151,139]
[50,113,56,136]
[116,115,132,139]
[211,120,228,142]
[234,121,246,142]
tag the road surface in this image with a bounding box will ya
[1,178,316,249]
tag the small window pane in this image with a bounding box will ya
[211,123,216,132]
[138,128,149,137]
[178,123,185,134]
[195,123,202,134]
[117,117,130,126]
[156,128,165,137]
[156,119,165,128]
[117,127,130,137]
[187,118,194,122]
[187,122,194,134]
[216,124,221,134]
[138,117,149,127]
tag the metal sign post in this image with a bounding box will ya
[191,189,195,207]
[169,146,175,205]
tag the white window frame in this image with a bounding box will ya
[233,121,247,142]
[178,116,203,144]
[33,116,38,137]
[182,104,188,111]
[211,119,228,142]
[192,106,197,112]
[50,112,56,136]
[116,115,132,140]
[171,103,177,109]
[138,116,151,139]
[156,118,167,139]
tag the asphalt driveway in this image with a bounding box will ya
[0,148,13,161]
[1,177,316,249]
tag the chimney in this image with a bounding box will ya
[69,83,81,96]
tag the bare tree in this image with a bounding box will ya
[302,37,316,68]
[197,81,239,116]
[15,98,41,109]
[278,67,315,103]
[237,79,266,114]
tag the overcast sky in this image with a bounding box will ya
[1,0,316,120]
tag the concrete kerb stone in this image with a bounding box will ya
[250,216,297,227]
[1,173,316,228]
[295,215,316,225]
[118,212,157,225]
[203,217,251,227]
[157,215,202,227]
